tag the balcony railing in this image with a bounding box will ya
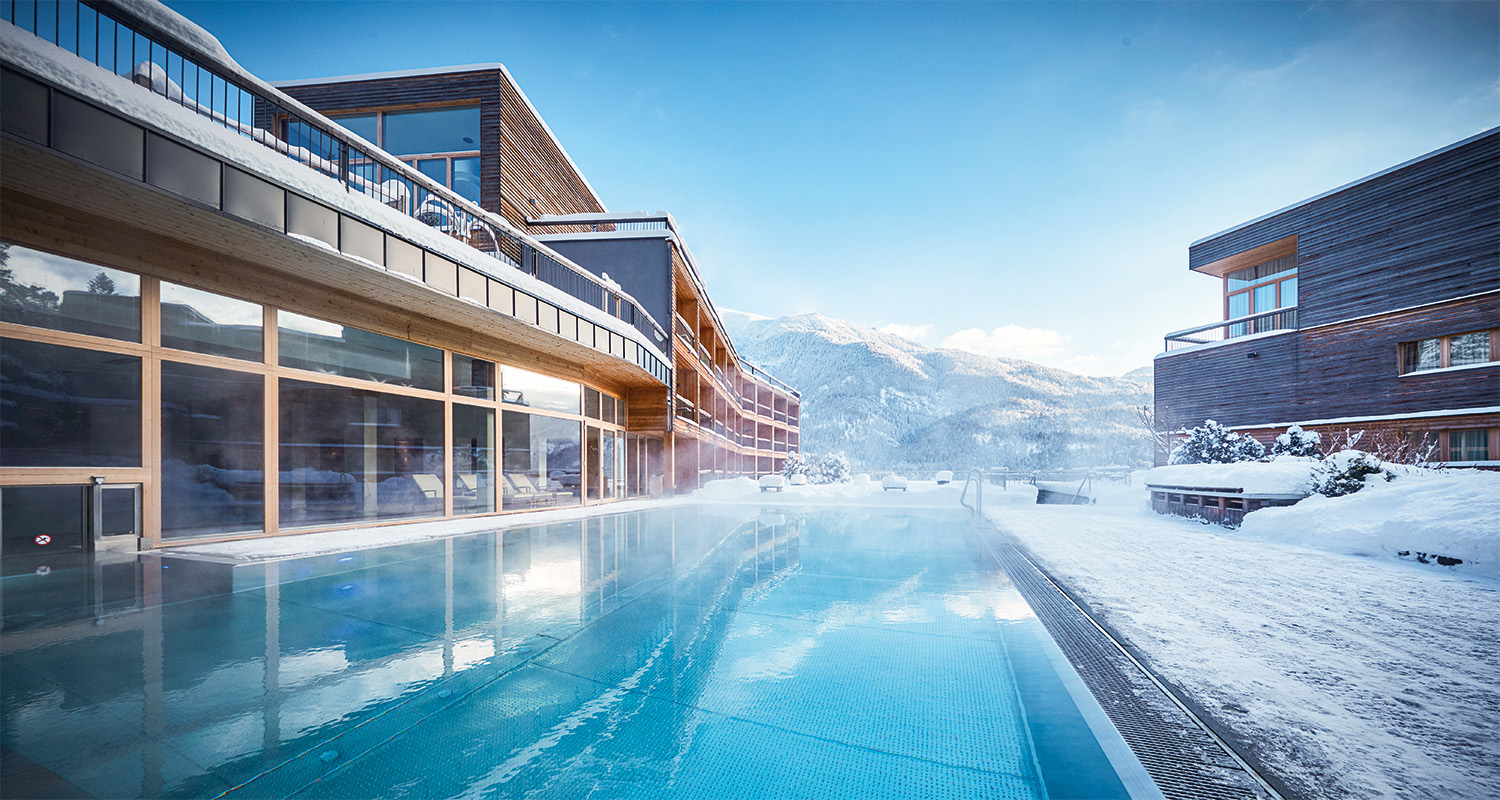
[2,0,668,351]
[1164,307,1299,351]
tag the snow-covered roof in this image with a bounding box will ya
[273,63,606,213]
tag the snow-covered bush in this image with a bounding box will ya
[786,451,851,484]
[1271,425,1322,458]
[1314,450,1395,497]
[1169,420,1265,465]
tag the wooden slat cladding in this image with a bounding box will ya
[1156,293,1499,437]
[1155,333,1300,434]
[279,68,604,230]
[492,76,603,225]
[1189,130,1499,328]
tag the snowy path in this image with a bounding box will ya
[985,496,1500,800]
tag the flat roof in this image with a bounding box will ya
[1191,126,1500,248]
[274,64,605,212]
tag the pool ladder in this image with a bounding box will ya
[959,469,985,514]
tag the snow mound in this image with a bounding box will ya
[1239,469,1500,576]
[695,477,761,499]
[1143,457,1318,496]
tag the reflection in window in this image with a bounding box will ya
[1402,338,1441,373]
[384,107,479,156]
[1450,331,1491,367]
[0,242,141,341]
[161,281,263,361]
[452,156,481,203]
[161,362,264,537]
[278,310,443,390]
[0,338,141,467]
[453,353,496,400]
[279,379,444,527]
[501,411,580,510]
[453,404,495,515]
[328,112,378,144]
[501,366,579,414]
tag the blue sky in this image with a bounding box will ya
[167,0,1498,376]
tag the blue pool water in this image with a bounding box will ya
[1,507,1156,799]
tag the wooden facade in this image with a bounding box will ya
[277,65,605,232]
[283,68,802,494]
[0,18,733,553]
[1155,129,1500,465]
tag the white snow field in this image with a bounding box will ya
[984,477,1499,800]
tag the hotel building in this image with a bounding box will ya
[0,0,799,556]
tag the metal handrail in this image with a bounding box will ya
[1164,306,1299,351]
[1,0,670,351]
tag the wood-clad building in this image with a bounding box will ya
[1154,128,1499,466]
[0,2,795,558]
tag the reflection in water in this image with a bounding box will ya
[0,507,1120,800]
[0,508,801,799]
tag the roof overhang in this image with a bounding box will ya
[1191,234,1297,279]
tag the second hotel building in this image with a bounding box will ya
[0,0,799,554]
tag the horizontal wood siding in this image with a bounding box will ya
[1155,333,1300,434]
[1189,131,1499,327]
[278,69,605,230]
[1296,293,1499,419]
[1156,294,1498,437]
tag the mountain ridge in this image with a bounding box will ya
[721,311,1152,470]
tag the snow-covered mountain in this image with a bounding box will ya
[721,311,1152,471]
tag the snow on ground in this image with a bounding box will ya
[1142,456,1319,496]
[984,481,1500,800]
[1239,468,1500,570]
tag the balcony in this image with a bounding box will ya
[1164,307,1298,352]
[1,0,669,354]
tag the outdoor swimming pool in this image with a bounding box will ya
[1,506,1160,799]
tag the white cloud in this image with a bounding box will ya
[940,325,1067,361]
[877,322,934,342]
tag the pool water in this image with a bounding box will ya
[1,507,1157,799]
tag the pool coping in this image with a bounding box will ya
[975,518,1287,800]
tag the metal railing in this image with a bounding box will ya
[2,0,668,350]
[1164,306,1298,351]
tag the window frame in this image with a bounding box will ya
[1398,329,1498,375]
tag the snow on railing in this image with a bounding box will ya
[1,0,669,350]
[1164,306,1299,351]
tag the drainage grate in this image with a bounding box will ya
[975,522,1280,800]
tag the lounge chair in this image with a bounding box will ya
[759,475,786,492]
[881,475,909,492]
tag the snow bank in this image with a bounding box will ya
[1239,469,1500,575]
[1143,457,1318,496]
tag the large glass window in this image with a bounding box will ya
[279,379,445,527]
[1225,254,1297,337]
[383,107,479,157]
[160,281,263,362]
[453,353,496,400]
[0,242,141,341]
[278,311,443,390]
[501,411,580,510]
[328,112,377,144]
[161,362,264,538]
[453,404,495,515]
[0,338,141,467]
[501,366,580,414]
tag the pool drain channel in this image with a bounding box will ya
[976,523,1287,800]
